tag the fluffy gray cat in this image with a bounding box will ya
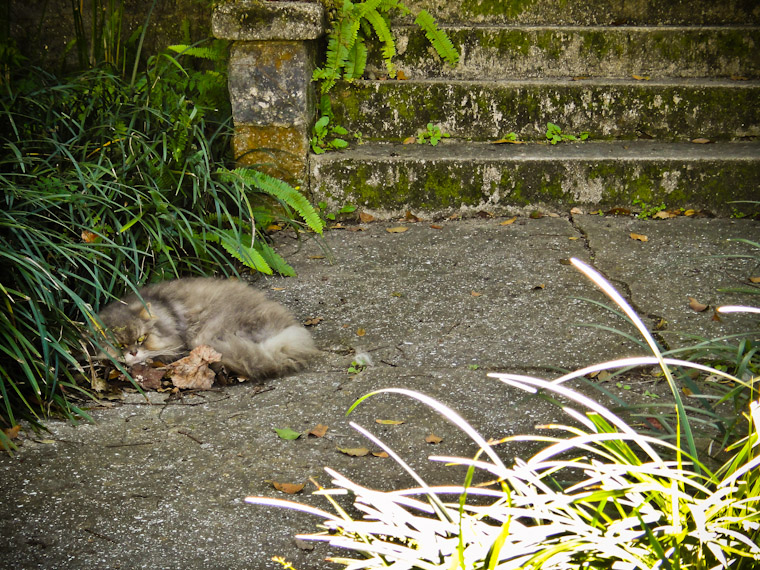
[97,278,316,379]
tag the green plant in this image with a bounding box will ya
[318,201,357,222]
[634,198,667,219]
[311,115,349,154]
[416,122,450,146]
[313,0,459,95]
[0,41,322,447]
[545,121,589,145]
[246,259,760,568]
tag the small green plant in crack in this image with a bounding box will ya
[347,360,368,374]
[416,123,450,146]
[634,198,667,219]
[546,122,589,145]
[311,115,349,154]
[318,201,357,222]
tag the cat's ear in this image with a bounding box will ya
[139,303,156,320]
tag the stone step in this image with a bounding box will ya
[382,25,759,80]
[329,78,760,142]
[398,0,760,25]
[309,140,760,216]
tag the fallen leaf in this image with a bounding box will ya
[683,209,696,217]
[386,226,408,233]
[448,213,461,220]
[330,223,346,229]
[691,138,711,144]
[632,74,650,80]
[304,316,323,326]
[750,276,760,284]
[646,417,664,430]
[569,236,579,240]
[272,481,305,494]
[683,387,694,397]
[271,286,286,291]
[81,230,99,243]
[500,216,517,226]
[471,291,482,297]
[274,427,302,440]
[712,309,722,322]
[376,419,405,425]
[570,207,584,215]
[130,363,165,390]
[359,211,375,223]
[630,233,649,242]
[571,76,589,81]
[396,70,408,80]
[596,370,612,383]
[356,328,366,337]
[402,136,416,145]
[168,345,221,390]
[654,318,668,330]
[476,211,494,219]
[688,297,709,312]
[653,210,676,219]
[731,74,749,81]
[405,211,422,222]
[309,424,329,438]
[425,433,443,444]
[347,226,366,232]
[266,224,283,232]
[308,255,325,259]
[430,224,443,229]
[338,446,370,457]
[3,425,20,439]
[372,451,390,458]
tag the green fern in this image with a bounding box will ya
[414,10,459,67]
[216,167,324,235]
[208,229,274,275]
[313,0,458,94]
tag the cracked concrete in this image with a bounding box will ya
[1,215,758,569]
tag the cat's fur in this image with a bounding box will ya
[97,278,316,379]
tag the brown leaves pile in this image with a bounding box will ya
[167,345,222,390]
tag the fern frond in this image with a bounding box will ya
[217,168,324,235]
[167,44,224,62]
[344,37,368,80]
[414,10,459,66]
[255,240,296,277]
[210,229,273,274]
[364,8,396,77]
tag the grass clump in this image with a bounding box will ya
[0,43,322,448]
[246,259,759,569]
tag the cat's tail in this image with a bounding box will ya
[212,326,317,380]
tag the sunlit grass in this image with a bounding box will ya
[247,258,760,569]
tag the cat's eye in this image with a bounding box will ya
[137,334,147,344]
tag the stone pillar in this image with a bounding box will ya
[212,1,325,183]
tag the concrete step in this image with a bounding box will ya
[309,140,760,216]
[399,0,760,25]
[382,25,759,80]
[330,78,760,142]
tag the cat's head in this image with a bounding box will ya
[96,301,180,366]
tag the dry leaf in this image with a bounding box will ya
[471,291,482,297]
[396,70,408,80]
[3,425,20,439]
[81,230,99,243]
[596,370,612,383]
[304,316,323,326]
[570,207,583,215]
[683,209,696,217]
[272,481,305,494]
[653,210,676,219]
[632,74,650,80]
[712,309,722,322]
[683,387,694,397]
[308,255,325,259]
[500,216,517,226]
[569,237,579,241]
[338,447,370,457]
[266,224,283,232]
[356,328,366,337]
[130,363,165,390]
[386,226,408,233]
[376,419,405,425]
[359,211,375,223]
[691,138,711,144]
[430,224,443,229]
[271,286,286,291]
[630,233,649,242]
[688,297,709,312]
[372,451,390,458]
[425,433,443,444]
[308,424,329,438]
[402,136,416,145]
[404,211,422,222]
[168,345,222,390]
[750,276,760,284]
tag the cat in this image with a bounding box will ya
[96,277,316,380]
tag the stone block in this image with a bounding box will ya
[213,0,325,40]
[233,124,310,182]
